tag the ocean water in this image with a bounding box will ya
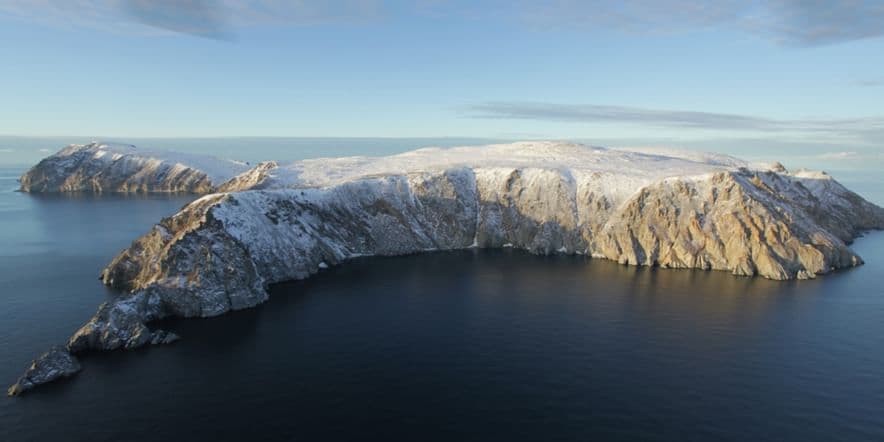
[1,141,884,441]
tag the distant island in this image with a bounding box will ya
[10,141,884,396]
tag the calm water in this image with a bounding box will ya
[2,163,884,441]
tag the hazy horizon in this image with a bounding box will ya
[3,134,883,206]
[1,0,882,167]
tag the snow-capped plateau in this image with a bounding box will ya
[9,141,884,395]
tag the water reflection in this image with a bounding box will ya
[2,240,883,441]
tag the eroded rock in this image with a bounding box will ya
[150,330,180,345]
[19,142,248,193]
[8,346,81,396]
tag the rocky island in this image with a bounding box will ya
[10,141,884,395]
[19,142,250,193]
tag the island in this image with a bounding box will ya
[10,141,884,395]
[18,142,250,193]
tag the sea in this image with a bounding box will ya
[0,137,883,441]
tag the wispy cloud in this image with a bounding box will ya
[520,0,884,46]
[469,101,884,131]
[1,1,882,45]
[411,0,884,46]
[467,101,884,144]
[0,0,383,40]
[120,0,234,41]
[0,148,14,153]
[857,78,884,87]
[763,0,884,46]
[818,151,860,160]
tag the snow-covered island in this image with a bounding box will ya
[19,142,251,193]
[9,141,884,395]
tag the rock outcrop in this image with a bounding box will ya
[150,330,181,345]
[10,141,884,395]
[9,323,181,396]
[19,142,249,193]
[7,346,81,396]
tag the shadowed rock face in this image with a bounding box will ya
[103,168,884,295]
[63,167,880,369]
[10,144,884,395]
[19,143,247,193]
[7,347,81,396]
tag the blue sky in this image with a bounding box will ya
[1,0,883,160]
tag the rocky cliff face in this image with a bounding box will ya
[76,166,883,361]
[19,142,249,193]
[594,171,869,279]
[7,347,80,396]
[10,142,884,395]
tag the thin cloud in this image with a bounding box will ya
[470,102,774,130]
[0,148,14,153]
[522,0,884,46]
[0,0,383,40]
[470,102,884,131]
[818,151,860,160]
[764,0,884,46]
[1,1,882,45]
[121,0,234,41]
[467,101,884,144]
[857,78,884,87]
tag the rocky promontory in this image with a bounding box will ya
[19,142,249,193]
[7,347,80,396]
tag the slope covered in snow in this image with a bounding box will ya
[221,141,746,197]
[9,141,884,395]
[19,142,249,193]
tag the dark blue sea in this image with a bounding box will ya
[1,139,884,441]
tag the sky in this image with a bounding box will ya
[0,0,883,165]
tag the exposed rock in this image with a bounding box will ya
[19,142,249,193]
[768,161,787,173]
[67,294,161,353]
[217,161,279,192]
[70,166,880,359]
[62,146,884,359]
[8,346,81,396]
[593,172,868,279]
[150,330,180,345]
